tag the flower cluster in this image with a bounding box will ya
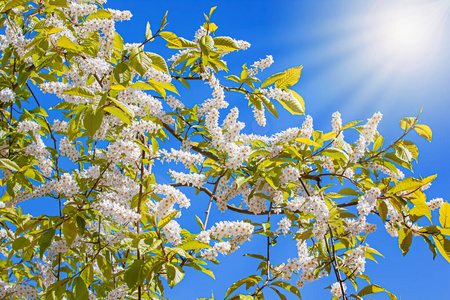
[357,187,381,216]
[0,87,15,103]
[169,170,206,188]
[330,282,347,298]
[427,198,444,210]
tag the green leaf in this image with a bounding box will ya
[357,284,398,300]
[203,22,218,33]
[179,240,212,250]
[225,278,250,299]
[410,198,432,222]
[213,36,240,51]
[12,236,30,251]
[398,141,419,162]
[86,9,112,20]
[270,287,288,300]
[433,234,450,263]
[158,210,179,230]
[398,228,413,256]
[62,86,95,98]
[130,47,153,77]
[114,63,131,85]
[81,264,94,287]
[83,108,104,137]
[275,66,303,89]
[199,35,214,55]
[338,188,360,196]
[73,277,89,300]
[342,120,362,130]
[145,22,152,40]
[399,117,415,130]
[190,263,215,279]
[296,138,321,147]
[146,52,169,74]
[258,94,278,118]
[439,202,450,228]
[114,32,124,51]
[414,124,432,141]
[63,219,77,247]
[270,281,302,299]
[0,158,20,171]
[166,263,185,288]
[38,228,55,259]
[56,36,80,51]
[103,106,131,125]
[321,148,348,161]
[160,31,182,47]
[2,0,28,12]
[389,177,423,195]
[124,259,144,289]
[49,0,68,7]
[261,72,285,89]
[377,200,388,222]
[275,89,304,115]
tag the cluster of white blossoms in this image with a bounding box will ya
[350,112,382,163]
[0,87,15,102]
[200,221,254,259]
[331,111,344,145]
[158,148,204,168]
[59,137,80,162]
[162,219,183,245]
[1,284,39,299]
[153,184,190,220]
[169,170,206,189]
[277,217,292,235]
[357,187,381,216]
[209,220,254,239]
[345,216,377,237]
[165,95,185,110]
[106,285,127,300]
[225,143,252,170]
[106,139,141,165]
[330,282,347,298]
[79,57,112,77]
[427,198,444,210]
[280,165,300,186]
[286,195,330,239]
[56,173,80,197]
[264,87,295,103]
[318,156,335,173]
[253,105,267,127]
[92,192,140,225]
[369,163,405,180]
[107,8,133,21]
[249,55,274,75]
[222,107,245,142]
[17,120,40,134]
[144,67,172,83]
[234,39,251,50]
[343,245,366,274]
[67,2,97,19]
[51,239,68,255]
[194,26,207,42]
[274,240,324,284]
[52,119,69,132]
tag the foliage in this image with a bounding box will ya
[0,1,448,299]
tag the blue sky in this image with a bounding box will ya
[111,0,450,299]
[21,0,450,299]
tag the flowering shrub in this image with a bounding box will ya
[0,1,449,300]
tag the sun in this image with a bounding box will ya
[365,1,450,69]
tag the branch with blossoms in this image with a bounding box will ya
[0,2,448,300]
